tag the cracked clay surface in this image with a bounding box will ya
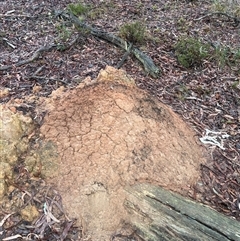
[40,67,206,240]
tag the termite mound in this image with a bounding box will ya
[40,66,206,240]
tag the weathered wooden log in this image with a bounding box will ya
[55,10,161,78]
[124,183,240,241]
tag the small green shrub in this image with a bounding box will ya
[119,21,145,44]
[55,23,72,51]
[67,2,88,16]
[175,37,211,68]
[175,38,240,69]
[88,7,105,20]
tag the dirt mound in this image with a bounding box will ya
[40,66,206,240]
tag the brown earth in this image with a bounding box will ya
[39,66,206,240]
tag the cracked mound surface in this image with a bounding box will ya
[40,67,206,240]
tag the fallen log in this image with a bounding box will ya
[124,183,240,241]
[55,10,161,78]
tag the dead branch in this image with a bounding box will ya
[56,10,161,78]
[0,36,79,72]
[0,45,56,71]
[195,12,240,26]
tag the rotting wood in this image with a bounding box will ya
[55,10,161,78]
[124,183,240,241]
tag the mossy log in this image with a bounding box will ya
[124,183,240,241]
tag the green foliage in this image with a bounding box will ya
[175,37,240,70]
[235,7,240,17]
[55,23,75,51]
[88,7,105,20]
[211,0,227,12]
[175,37,211,68]
[67,2,88,16]
[119,21,145,44]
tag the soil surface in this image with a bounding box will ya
[0,0,240,240]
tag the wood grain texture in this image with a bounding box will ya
[124,184,240,241]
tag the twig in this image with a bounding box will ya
[32,66,45,76]
[195,12,240,26]
[0,35,80,72]
[2,234,23,241]
[0,213,14,227]
[2,38,16,49]
[0,14,34,18]
[59,220,74,241]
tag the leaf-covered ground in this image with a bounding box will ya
[0,0,240,240]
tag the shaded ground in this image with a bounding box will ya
[0,0,240,240]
